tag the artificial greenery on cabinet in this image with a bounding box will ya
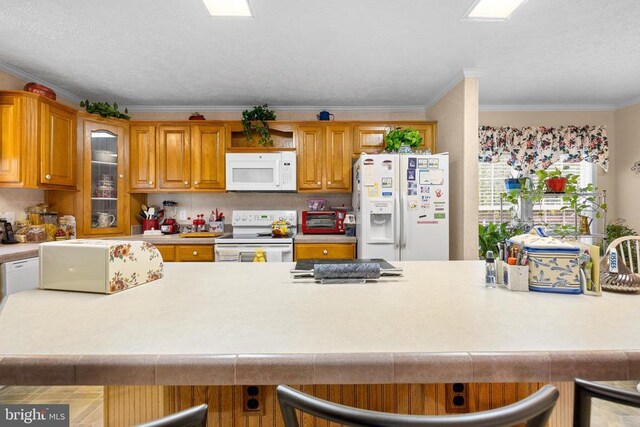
[241,104,276,146]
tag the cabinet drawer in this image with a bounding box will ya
[176,245,214,262]
[294,243,356,260]
[155,245,176,262]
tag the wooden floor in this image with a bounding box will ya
[0,382,638,426]
[0,385,103,426]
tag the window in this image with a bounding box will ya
[478,157,595,228]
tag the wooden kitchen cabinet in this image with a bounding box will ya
[0,91,76,189]
[158,125,191,190]
[297,126,324,190]
[297,124,352,192]
[294,243,356,260]
[154,245,176,261]
[81,119,128,236]
[130,124,156,190]
[130,123,225,192]
[0,93,23,184]
[191,125,225,190]
[154,244,214,262]
[40,101,76,187]
[392,122,437,153]
[353,122,437,155]
[353,124,391,155]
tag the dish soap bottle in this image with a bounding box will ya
[253,249,266,262]
[485,250,496,288]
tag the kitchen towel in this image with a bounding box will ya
[216,248,240,262]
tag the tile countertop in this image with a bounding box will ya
[0,234,225,264]
[103,233,229,245]
[0,243,41,263]
[294,233,356,243]
[0,261,639,386]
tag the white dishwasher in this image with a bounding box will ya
[1,257,39,303]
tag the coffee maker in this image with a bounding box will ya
[160,201,180,234]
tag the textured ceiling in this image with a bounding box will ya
[0,0,639,108]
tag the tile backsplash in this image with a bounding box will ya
[146,192,352,225]
[0,189,45,220]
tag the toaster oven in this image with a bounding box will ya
[301,210,346,234]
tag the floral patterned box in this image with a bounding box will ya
[507,234,581,294]
[40,240,164,294]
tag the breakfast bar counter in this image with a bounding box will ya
[1,261,638,425]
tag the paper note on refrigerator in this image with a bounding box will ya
[419,169,444,185]
[363,160,375,186]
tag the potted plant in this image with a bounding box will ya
[79,100,130,120]
[241,104,276,146]
[478,222,523,259]
[538,168,568,193]
[384,127,423,152]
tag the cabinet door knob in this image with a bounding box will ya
[119,174,124,179]
[327,181,332,185]
[323,249,328,255]
[192,251,198,256]
[184,181,189,185]
[45,174,51,180]
[148,180,153,185]
[317,181,321,185]
[194,181,199,185]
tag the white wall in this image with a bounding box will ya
[425,77,479,260]
[614,103,640,231]
[479,110,617,221]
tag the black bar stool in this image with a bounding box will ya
[277,384,558,427]
[136,403,208,427]
[574,378,640,427]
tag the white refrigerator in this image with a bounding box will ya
[353,153,449,261]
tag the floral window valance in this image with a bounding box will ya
[478,125,609,174]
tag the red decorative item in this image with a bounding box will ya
[546,177,567,193]
[23,82,57,100]
[189,112,205,120]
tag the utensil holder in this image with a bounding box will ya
[142,219,160,231]
[209,221,224,232]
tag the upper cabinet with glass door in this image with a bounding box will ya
[83,120,126,235]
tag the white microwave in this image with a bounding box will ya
[225,152,297,192]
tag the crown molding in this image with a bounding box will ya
[423,68,483,111]
[125,104,426,113]
[615,96,640,110]
[462,68,484,78]
[0,61,82,103]
[479,104,617,112]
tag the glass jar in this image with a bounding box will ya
[60,215,76,240]
[42,212,58,225]
[26,225,47,243]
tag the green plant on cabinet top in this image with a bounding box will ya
[241,104,276,146]
[80,100,131,120]
[384,127,423,152]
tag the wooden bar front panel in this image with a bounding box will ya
[105,382,572,426]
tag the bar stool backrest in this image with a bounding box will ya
[277,384,558,427]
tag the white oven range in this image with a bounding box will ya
[214,210,297,262]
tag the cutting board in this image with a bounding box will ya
[179,232,223,238]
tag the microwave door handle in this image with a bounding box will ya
[274,161,281,187]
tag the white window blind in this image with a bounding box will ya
[478,157,594,226]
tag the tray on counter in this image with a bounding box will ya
[179,232,224,238]
[294,258,396,271]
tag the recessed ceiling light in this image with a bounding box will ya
[202,0,253,17]
[462,0,528,21]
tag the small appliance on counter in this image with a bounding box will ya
[301,210,347,234]
[161,201,180,234]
